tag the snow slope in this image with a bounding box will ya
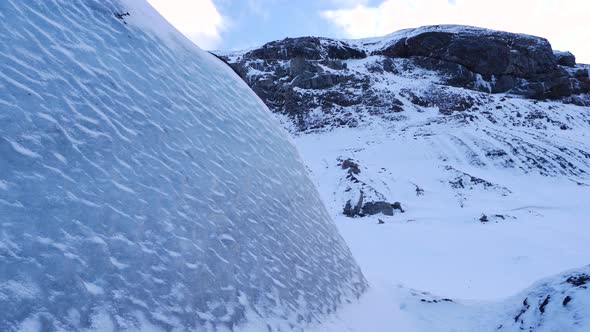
[306,265,590,331]
[294,120,590,331]
[291,73,590,332]
[0,1,366,331]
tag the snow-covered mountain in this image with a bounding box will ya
[217,26,590,331]
[0,1,366,331]
[219,25,589,132]
[218,24,590,224]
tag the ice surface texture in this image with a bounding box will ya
[0,0,366,331]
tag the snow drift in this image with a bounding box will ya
[0,0,366,331]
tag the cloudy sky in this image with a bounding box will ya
[147,0,590,63]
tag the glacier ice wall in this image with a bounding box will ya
[0,0,366,330]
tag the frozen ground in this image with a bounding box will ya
[295,119,590,331]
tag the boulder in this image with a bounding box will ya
[344,191,364,217]
[362,201,394,216]
[362,201,405,216]
[554,51,576,67]
[381,26,557,78]
[341,158,361,175]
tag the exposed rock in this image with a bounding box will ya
[292,72,343,90]
[415,185,425,196]
[216,25,590,132]
[410,56,478,90]
[338,157,405,219]
[428,89,478,114]
[380,27,556,77]
[246,36,366,61]
[290,55,319,77]
[500,266,590,331]
[400,88,430,107]
[341,158,361,175]
[539,295,551,314]
[554,51,576,67]
[566,273,590,287]
[362,201,394,216]
[392,202,405,213]
[344,190,364,217]
[362,201,405,216]
[378,26,581,98]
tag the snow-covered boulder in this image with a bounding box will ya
[499,266,590,331]
[0,1,366,331]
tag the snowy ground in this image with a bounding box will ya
[294,119,590,331]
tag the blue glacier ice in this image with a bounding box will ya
[0,0,366,330]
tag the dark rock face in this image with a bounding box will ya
[555,51,576,67]
[217,25,589,132]
[247,37,367,61]
[341,158,361,175]
[379,26,581,98]
[566,273,590,287]
[381,29,556,77]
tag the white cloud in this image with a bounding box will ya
[322,0,590,63]
[147,0,225,50]
[330,0,370,7]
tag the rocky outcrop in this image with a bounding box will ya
[344,199,405,217]
[337,157,405,218]
[343,191,364,217]
[341,158,361,175]
[247,36,367,61]
[377,26,580,98]
[380,28,557,77]
[217,25,589,132]
[362,201,405,216]
[554,51,576,67]
[499,267,590,331]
